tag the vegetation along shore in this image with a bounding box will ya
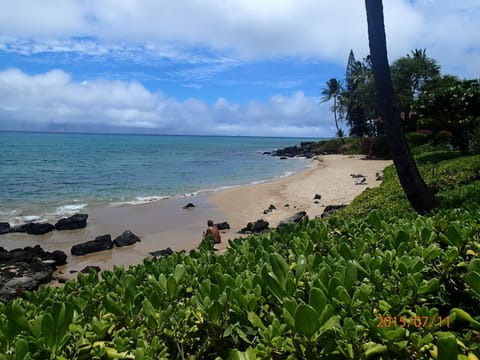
[1,3,480,359]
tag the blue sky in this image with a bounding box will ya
[0,0,479,137]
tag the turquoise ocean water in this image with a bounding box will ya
[0,132,317,225]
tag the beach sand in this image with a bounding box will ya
[208,154,392,251]
[2,154,391,280]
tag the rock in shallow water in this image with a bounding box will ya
[113,230,141,247]
[26,222,55,235]
[71,234,113,256]
[0,222,11,235]
[55,213,88,230]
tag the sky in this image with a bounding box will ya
[0,0,479,138]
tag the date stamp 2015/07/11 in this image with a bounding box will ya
[377,315,451,329]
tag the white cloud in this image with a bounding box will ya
[0,1,478,77]
[0,68,333,137]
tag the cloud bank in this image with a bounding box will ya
[0,1,478,75]
[0,68,333,137]
[0,1,478,136]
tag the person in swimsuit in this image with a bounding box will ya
[203,219,221,243]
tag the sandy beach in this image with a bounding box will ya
[208,154,392,250]
[2,154,391,280]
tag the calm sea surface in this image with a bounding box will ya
[0,132,319,224]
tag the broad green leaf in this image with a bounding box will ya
[295,304,319,339]
[446,224,463,249]
[142,298,155,318]
[419,278,440,295]
[282,297,297,330]
[5,300,29,335]
[395,230,410,249]
[378,300,392,312]
[450,308,480,328]
[309,287,328,315]
[262,266,284,302]
[14,339,29,360]
[174,264,185,282]
[229,346,257,360]
[339,243,353,260]
[465,271,480,296]
[247,312,265,329]
[367,211,381,229]
[103,294,123,316]
[362,342,388,358]
[437,334,458,360]
[335,285,351,304]
[344,260,357,290]
[42,313,56,351]
[421,227,434,242]
[318,304,334,327]
[207,301,223,324]
[296,254,307,280]
[167,277,177,298]
[270,253,289,286]
[469,259,480,273]
[124,274,137,305]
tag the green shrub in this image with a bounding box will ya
[435,130,453,145]
[407,131,431,147]
[1,147,479,359]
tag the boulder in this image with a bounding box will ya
[0,263,54,303]
[215,222,231,230]
[278,211,307,227]
[0,246,67,303]
[314,194,322,200]
[43,250,68,266]
[0,222,11,235]
[26,222,55,235]
[55,213,88,230]
[320,205,346,218]
[113,230,141,247]
[149,247,174,257]
[239,219,269,234]
[182,203,195,209]
[81,265,101,274]
[11,223,33,233]
[71,234,113,256]
[263,204,277,214]
[0,245,67,266]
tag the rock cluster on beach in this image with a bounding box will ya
[269,141,324,158]
[0,214,88,236]
[71,230,141,256]
[0,246,67,303]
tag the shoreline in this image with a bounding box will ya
[2,154,392,280]
[208,154,392,251]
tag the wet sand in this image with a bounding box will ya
[1,154,392,280]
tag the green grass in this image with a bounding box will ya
[1,146,479,359]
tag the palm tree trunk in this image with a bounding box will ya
[365,0,437,214]
[333,96,345,142]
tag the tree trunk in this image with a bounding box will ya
[333,96,345,142]
[364,0,437,214]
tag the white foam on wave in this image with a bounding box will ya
[55,203,88,215]
[111,196,170,207]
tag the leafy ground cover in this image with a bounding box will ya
[1,148,479,359]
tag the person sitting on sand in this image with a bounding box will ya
[203,220,221,244]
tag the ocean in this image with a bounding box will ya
[0,132,318,225]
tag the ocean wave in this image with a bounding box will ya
[54,203,88,215]
[111,196,170,206]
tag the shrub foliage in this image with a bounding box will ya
[1,149,479,359]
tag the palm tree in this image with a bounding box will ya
[364,0,437,214]
[321,78,343,140]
